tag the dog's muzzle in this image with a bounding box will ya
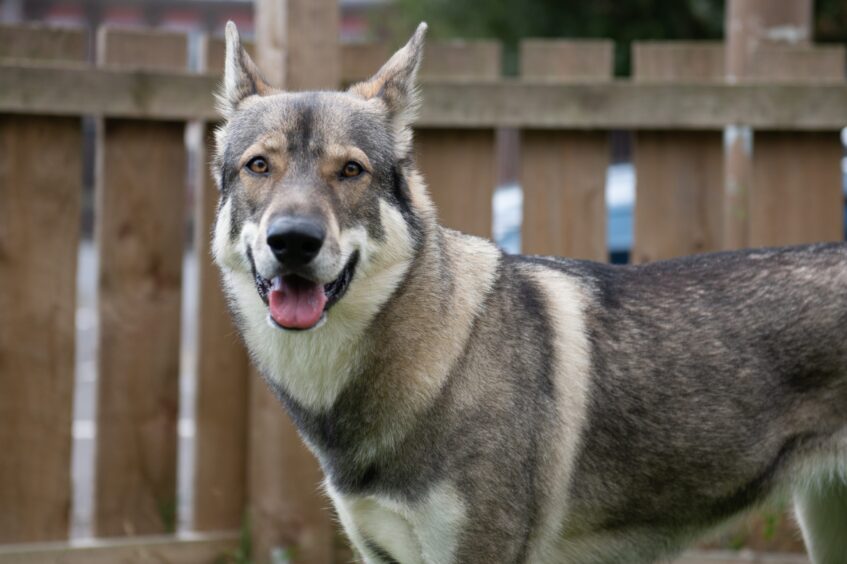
[250,246,359,332]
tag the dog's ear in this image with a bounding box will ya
[349,22,427,158]
[219,21,271,118]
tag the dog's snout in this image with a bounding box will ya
[266,216,326,267]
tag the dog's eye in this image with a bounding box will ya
[246,156,269,175]
[340,161,363,179]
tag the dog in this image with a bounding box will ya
[211,21,847,563]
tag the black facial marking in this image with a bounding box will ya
[289,98,315,155]
[246,247,270,303]
[390,163,413,218]
[220,157,240,196]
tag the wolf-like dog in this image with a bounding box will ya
[212,21,847,563]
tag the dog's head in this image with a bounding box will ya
[213,22,430,333]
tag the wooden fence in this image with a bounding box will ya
[0,18,844,564]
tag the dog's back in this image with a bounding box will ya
[527,243,847,561]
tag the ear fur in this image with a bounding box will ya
[218,21,272,118]
[349,22,427,158]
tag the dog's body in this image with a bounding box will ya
[212,23,847,563]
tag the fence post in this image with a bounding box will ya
[631,42,725,263]
[190,35,253,534]
[252,0,339,562]
[415,41,502,238]
[519,39,612,260]
[93,27,187,537]
[0,24,87,543]
[724,0,814,249]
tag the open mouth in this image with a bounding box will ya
[251,251,359,332]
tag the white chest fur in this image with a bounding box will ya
[327,481,467,564]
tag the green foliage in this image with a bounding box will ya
[393,0,724,75]
[158,497,177,534]
[392,0,847,76]
[215,512,253,564]
[816,0,847,44]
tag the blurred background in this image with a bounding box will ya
[1,1,846,563]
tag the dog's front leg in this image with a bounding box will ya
[330,480,534,564]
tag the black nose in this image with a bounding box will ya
[266,216,326,267]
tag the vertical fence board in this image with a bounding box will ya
[750,130,844,246]
[0,24,86,544]
[94,27,187,537]
[254,1,339,562]
[415,41,501,238]
[190,36,251,534]
[340,43,390,86]
[748,46,845,247]
[0,24,87,62]
[631,43,725,263]
[519,40,612,260]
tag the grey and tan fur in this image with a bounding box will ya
[212,21,847,563]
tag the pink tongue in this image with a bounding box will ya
[269,276,328,330]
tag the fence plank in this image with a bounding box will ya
[254,1,339,562]
[190,36,252,534]
[631,42,725,263]
[520,39,614,82]
[0,24,87,62]
[3,65,847,129]
[94,27,187,537]
[748,46,846,247]
[415,41,501,238]
[0,24,86,543]
[520,40,612,260]
[341,43,390,86]
[0,532,239,564]
[750,130,844,246]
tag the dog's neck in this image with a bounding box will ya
[263,189,502,467]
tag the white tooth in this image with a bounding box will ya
[271,276,283,291]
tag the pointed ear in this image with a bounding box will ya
[219,21,272,118]
[349,22,427,158]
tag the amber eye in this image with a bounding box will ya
[246,156,269,175]
[341,161,363,179]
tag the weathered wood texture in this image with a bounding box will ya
[2,63,847,129]
[252,1,339,562]
[745,46,845,82]
[633,42,725,82]
[0,540,807,564]
[725,0,813,81]
[675,551,809,564]
[631,43,725,263]
[520,39,614,81]
[749,130,845,246]
[190,37,252,534]
[0,532,240,564]
[0,25,85,543]
[341,43,390,85]
[520,40,612,260]
[415,41,501,238]
[0,24,87,62]
[748,46,845,247]
[723,0,812,249]
[94,27,187,537]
